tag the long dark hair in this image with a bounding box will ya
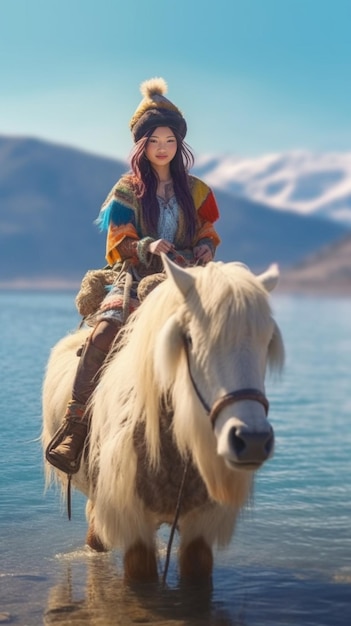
[129,127,197,244]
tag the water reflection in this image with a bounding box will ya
[43,551,350,626]
[44,554,238,625]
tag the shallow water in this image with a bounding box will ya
[0,292,350,625]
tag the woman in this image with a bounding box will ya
[46,77,221,475]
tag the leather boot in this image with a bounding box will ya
[45,339,108,474]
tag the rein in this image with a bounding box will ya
[162,459,189,586]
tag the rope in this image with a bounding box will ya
[162,459,189,586]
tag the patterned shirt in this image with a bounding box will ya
[157,194,179,241]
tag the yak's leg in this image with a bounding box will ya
[179,537,213,582]
[85,500,108,553]
[124,541,158,583]
[86,520,107,553]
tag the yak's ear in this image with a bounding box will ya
[268,321,285,374]
[257,263,280,292]
[162,253,195,298]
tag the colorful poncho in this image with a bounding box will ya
[95,174,221,266]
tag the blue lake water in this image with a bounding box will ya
[0,291,350,625]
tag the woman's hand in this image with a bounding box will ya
[193,244,213,265]
[148,239,175,256]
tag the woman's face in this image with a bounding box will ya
[145,126,177,169]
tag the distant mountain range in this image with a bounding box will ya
[278,233,351,296]
[194,150,351,225]
[0,136,350,293]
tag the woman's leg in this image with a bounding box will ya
[46,320,121,474]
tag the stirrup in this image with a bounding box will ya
[45,419,87,475]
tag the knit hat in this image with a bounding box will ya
[129,77,187,142]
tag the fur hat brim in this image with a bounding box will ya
[132,108,187,142]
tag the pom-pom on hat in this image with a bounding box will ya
[130,77,187,142]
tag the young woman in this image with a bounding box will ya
[46,77,221,475]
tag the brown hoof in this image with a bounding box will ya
[179,537,213,582]
[86,524,108,553]
[124,541,158,583]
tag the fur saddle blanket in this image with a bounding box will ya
[75,268,166,319]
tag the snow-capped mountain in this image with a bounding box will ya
[194,150,351,225]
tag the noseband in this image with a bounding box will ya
[182,336,269,428]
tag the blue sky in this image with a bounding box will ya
[1,0,351,161]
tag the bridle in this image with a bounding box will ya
[182,336,269,427]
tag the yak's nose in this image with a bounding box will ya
[228,426,275,464]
